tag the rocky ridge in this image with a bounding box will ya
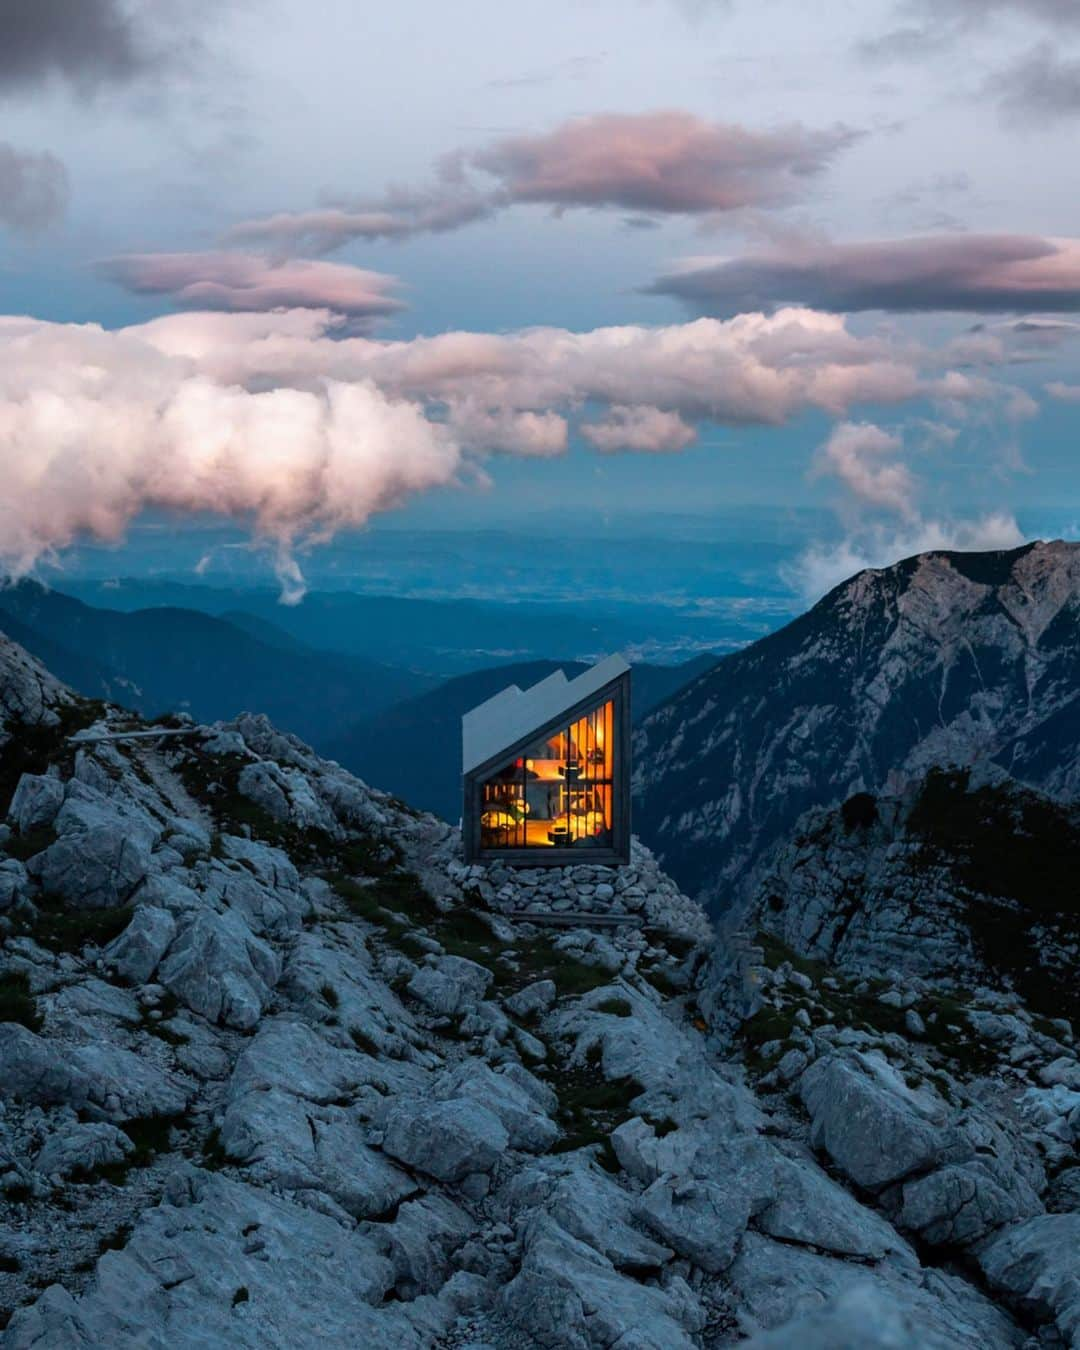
[702,770,1080,1345]
[634,540,1080,915]
[0,628,1075,1346]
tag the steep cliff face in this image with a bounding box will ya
[634,540,1080,915]
[698,767,1080,1348]
[741,770,1080,1025]
[1,631,1071,1347]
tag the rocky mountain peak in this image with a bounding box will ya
[634,539,1080,915]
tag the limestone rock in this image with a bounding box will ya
[7,774,64,834]
[158,908,280,1030]
[33,1122,132,1180]
[104,906,178,985]
[382,1097,508,1182]
[407,955,493,1017]
[31,782,159,909]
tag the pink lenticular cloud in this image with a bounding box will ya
[99,251,406,325]
[650,233,1080,315]
[469,111,858,214]
[227,111,859,254]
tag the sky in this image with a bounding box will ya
[2,0,1080,599]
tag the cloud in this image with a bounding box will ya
[0,0,147,92]
[788,411,1028,601]
[812,421,917,518]
[580,405,697,453]
[0,306,1012,596]
[0,314,461,601]
[140,306,937,432]
[648,233,1080,315]
[789,514,1027,601]
[98,252,405,325]
[0,142,68,231]
[229,111,858,254]
[467,112,856,215]
[859,0,1080,62]
[1046,381,1080,402]
[985,43,1080,126]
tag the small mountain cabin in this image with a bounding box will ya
[461,654,631,866]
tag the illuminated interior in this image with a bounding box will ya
[478,698,615,850]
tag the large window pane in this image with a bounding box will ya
[478,697,615,851]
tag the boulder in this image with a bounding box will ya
[501,1213,703,1350]
[979,1212,1080,1345]
[158,908,280,1030]
[3,1166,452,1349]
[33,1122,132,1180]
[30,782,159,909]
[502,1156,673,1274]
[362,1194,474,1297]
[0,1025,92,1108]
[407,956,493,1017]
[505,979,557,1021]
[7,774,64,834]
[432,1061,558,1153]
[222,1086,415,1220]
[104,906,178,985]
[382,1097,508,1182]
[635,1174,755,1273]
[800,1052,959,1191]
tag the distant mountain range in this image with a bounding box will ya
[335,653,718,822]
[634,540,1080,914]
[0,582,435,749]
[57,577,740,674]
[0,582,718,812]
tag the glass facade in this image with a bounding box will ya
[478,698,615,852]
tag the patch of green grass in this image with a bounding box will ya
[757,931,831,984]
[593,997,633,1018]
[543,1050,644,1172]
[0,970,41,1031]
[28,896,132,956]
[0,699,107,817]
[909,770,1080,1023]
[80,1113,189,1186]
[493,935,611,999]
[366,869,438,923]
[742,1003,800,1066]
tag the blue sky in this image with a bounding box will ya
[2,0,1080,597]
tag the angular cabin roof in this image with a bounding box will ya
[462,653,630,775]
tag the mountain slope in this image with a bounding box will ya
[335,652,718,821]
[634,540,1080,914]
[0,582,434,748]
[0,629,1064,1347]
